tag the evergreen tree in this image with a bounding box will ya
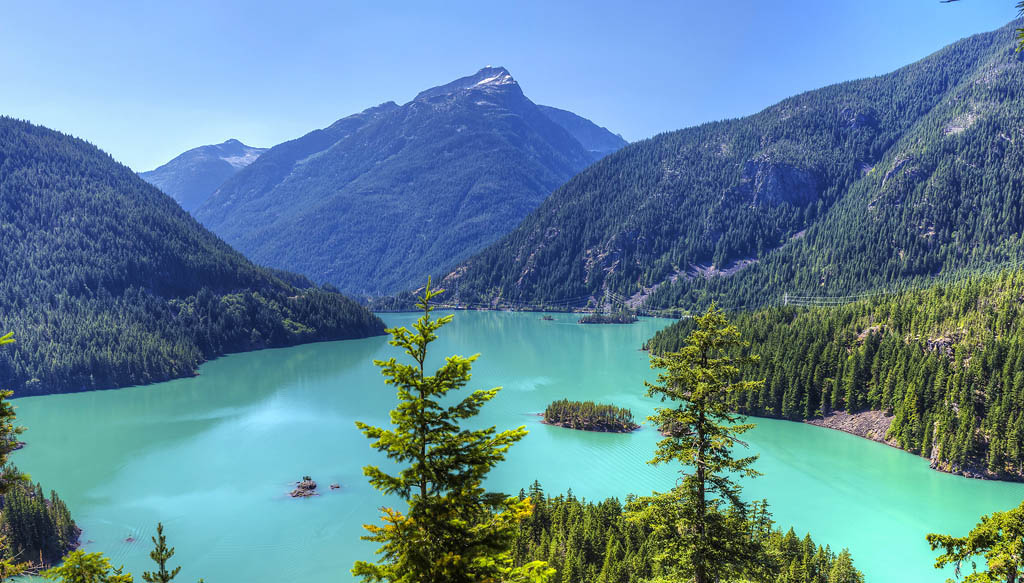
[828,549,864,583]
[142,524,181,583]
[927,500,1024,583]
[0,333,22,493]
[41,551,133,583]
[0,335,27,580]
[353,279,553,583]
[636,304,764,583]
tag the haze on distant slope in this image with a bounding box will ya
[140,139,267,212]
[445,20,1024,310]
[537,105,627,158]
[0,117,384,396]
[195,67,624,295]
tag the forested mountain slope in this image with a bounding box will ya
[140,139,266,213]
[0,117,384,396]
[445,21,1024,310]
[196,67,616,295]
[647,268,1024,481]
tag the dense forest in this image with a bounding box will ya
[442,21,1024,314]
[511,482,863,583]
[0,117,384,396]
[0,469,79,569]
[543,400,638,432]
[647,268,1024,480]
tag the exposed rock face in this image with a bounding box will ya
[806,410,897,446]
[738,158,819,207]
[290,478,318,498]
[840,107,877,129]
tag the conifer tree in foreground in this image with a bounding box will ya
[927,500,1024,583]
[41,550,133,583]
[353,279,552,583]
[0,334,27,580]
[142,523,181,583]
[0,333,23,487]
[633,304,765,583]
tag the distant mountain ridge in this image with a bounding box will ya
[443,21,1024,311]
[537,105,627,158]
[140,139,266,212]
[194,66,626,295]
[0,117,383,396]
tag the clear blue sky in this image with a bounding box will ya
[1,1,1017,171]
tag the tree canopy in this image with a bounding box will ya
[353,280,551,583]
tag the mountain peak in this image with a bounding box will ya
[469,66,515,87]
[413,66,519,101]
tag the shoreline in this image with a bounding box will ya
[764,410,1024,484]
[372,306,681,320]
[9,331,387,400]
[538,415,641,434]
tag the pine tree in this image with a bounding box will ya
[0,334,26,581]
[352,279,553,583]
[142,524,181,583]
[828,549,864,583]
[0,333,23,493]
[634,304,764,583]
[927,500,1024,583]
[41,550,133,583]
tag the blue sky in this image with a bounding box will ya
[1,1,1017,171]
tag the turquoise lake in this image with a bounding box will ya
[13,311,1024,582]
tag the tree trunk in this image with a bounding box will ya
[695,408,707,583]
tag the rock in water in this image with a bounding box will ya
[290,477,318,498]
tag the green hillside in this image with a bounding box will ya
[648,268,1024,480]
[444,22,1024,312]
[0,117,384,396]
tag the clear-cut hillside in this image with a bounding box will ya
[140,139,267,213]
[0,117,384,396]
[195,67,620,295]
[445,21,1024,310]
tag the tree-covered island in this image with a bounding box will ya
[578,309,638,324]
[542,399,639,433]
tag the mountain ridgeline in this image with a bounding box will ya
[194,67,626,295]
[140,139,266,213]
[0,117,384,396]
[537,105,626,159]
[443,21,1024,311]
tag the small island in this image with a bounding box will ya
[578,309,638,324]
[542,399,639,433]
[290,476,318,498]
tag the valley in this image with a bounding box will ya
[3,5,1024,582]
[14,312,1024,583]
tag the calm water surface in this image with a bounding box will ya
[13,311,1024,582]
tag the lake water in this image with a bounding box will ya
[13,311,1024,582]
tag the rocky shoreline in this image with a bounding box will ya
[805,410,898,447]
[802,410,1024,483]
[539,416,640,434]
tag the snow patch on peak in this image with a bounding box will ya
[220,152,262,169]
[474,71,515,87]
